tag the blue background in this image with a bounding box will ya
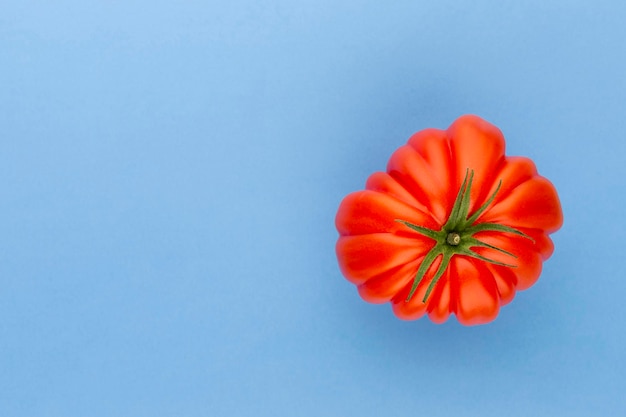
[1,1,625,415]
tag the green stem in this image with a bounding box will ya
[396,169,533,303]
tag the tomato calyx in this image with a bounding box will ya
[396,169,534,303]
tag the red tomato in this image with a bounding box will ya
[335,115,563,325]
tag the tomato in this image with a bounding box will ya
[335,115,563,325]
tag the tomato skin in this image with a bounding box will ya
[335,115,563,325]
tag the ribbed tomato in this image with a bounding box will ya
[335,115,563,325]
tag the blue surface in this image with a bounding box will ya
[1,1,625,415]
